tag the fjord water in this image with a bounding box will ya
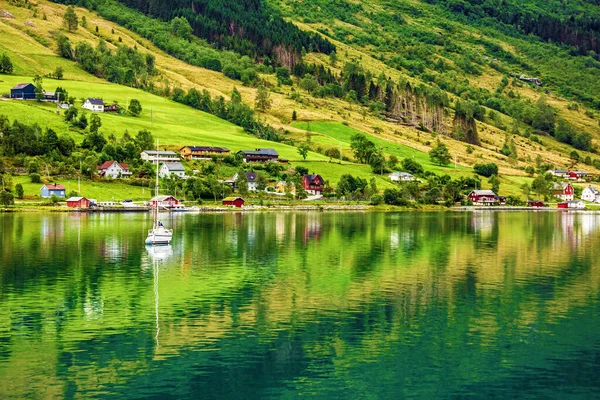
[1,211,599,398]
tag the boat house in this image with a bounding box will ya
[222,197,245,208]
[66,197,91,208]
[10,83,36,100]
[40,183,66,198]
[527,200,545,208]
[558,200,585,209]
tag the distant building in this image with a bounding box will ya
[553,182,574,201]
[97,161,131,178]
[527,200,545,208]
[558,200,585,209]
[389,171,415,182]
[568,171,589,181]
[302,174,324,195]
[238,148,279,163]
[222,197,245,208]
[141,150,179,164]
[180,146,230,160]
[467,190,497,206]
[233,172,258,191]
[159,162,186,179]
[82,98,105,112]
[148,195,179,208]
[549,170,568,178]
[581,186,600,203]
[10,83,36,100]
[275,181,294,194]
[104,104,120,113]
[40,183,66,198]
[66,197,91,208]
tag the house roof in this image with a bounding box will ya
[85,98,104,106]
[389,171,414,178]
[98,161,129,170]
[43,184,65,190]
[470,190,496,196]
[553,182,572,190]
[66,197,87,202]
[223,197,244,201]
[304,174,323,184]
[585,185,600,194]
[245,172,257,182]
[11,83,34,90]
[162,162,185,171]
[182,146,230,153]
[571,171,589,175]
[239,148,278,157]
[550,169,568,173]
[142,150,178,156]
[150,195,176,201]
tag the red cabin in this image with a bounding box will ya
[553,183,574,201]
[467,190,497,205]
[222,197,245,208]
[302,174,324,195]
[527,200,544,208]
[148,195,179,208]
[66,197,91,208]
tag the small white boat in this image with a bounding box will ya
[171,204,200,213]
[145,139,174,246]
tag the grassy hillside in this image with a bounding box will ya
[1,0,600,202]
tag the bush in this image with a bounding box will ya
[370,194,383,205]
[30,173,41,183]
[473,163,499,177]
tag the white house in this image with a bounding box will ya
[82,98,105,112]
[97,161,131,179]
[549,169,568,178]
[389,171,415,182]
[141,150,179,164]
[232,172,258,191]
[581,185,600,203]
[159,162,186,178]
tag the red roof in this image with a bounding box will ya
[97,161,129,170]
[44,184,65,190]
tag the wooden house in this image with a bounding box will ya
[180,146,230,160]
[40,183,65,198]
[238,148,279,163]
[222,197,245,208]
[467,190,497,205]
[527,200,544,208]
[10,83,36,100]
[148,196,179,208]
[66,197,91,208]
[82,98,105,112]
[302,174,324,195]
[389,172,415,182]
[581,185,600,203]
[232,172,258,191]
[568,171,589,181]
[141,150,179,164]
[97,161,131,178]
[159,162,186,178]
[553,182,574,201]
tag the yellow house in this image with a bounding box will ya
[275,181,295,194]
[180,146,230,160]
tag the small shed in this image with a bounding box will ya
[222,197,245,208]
[11,83,36,100]
[66,197,91,208]
[527,200,544,208]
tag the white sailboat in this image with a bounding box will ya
[145,140,173,246]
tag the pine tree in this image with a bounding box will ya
[255,85,271,112]
[63,6,78,32]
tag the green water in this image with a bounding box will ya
[1,211,599,398]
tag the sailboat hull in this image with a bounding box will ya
[145,227,173,245]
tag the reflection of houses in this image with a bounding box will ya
[303,213,322,243]
[159,162,186,179]
[558,200,585,209]
[141,150,179,164]
[148,196,178,208]
[222,197,245,208]
[82,98,104,112]
[40,183,66,198]
[97,161,131,178]
[10,83,36,99]
[467,190,497,205]
[581,186,600,203]
[67,197,91,208]
[238,148,279,163]
[553,182,574,201]
[302,174,324,195]
[389,171,415,182]
[180,146,230,160]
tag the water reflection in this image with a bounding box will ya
[1,212,600,398]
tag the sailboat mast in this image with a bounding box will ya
[155,139,159,224]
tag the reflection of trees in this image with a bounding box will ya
[1,212,600,397]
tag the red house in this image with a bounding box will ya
[302,174,324,195]
[467,190,497,205]
[148,195,179,208]
[568,171,589,181]
[66,197,91,208]
[223,197,245,208]
[553,182,574,201]
[527,200,544,208]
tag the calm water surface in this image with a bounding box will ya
[1,211,599,399]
